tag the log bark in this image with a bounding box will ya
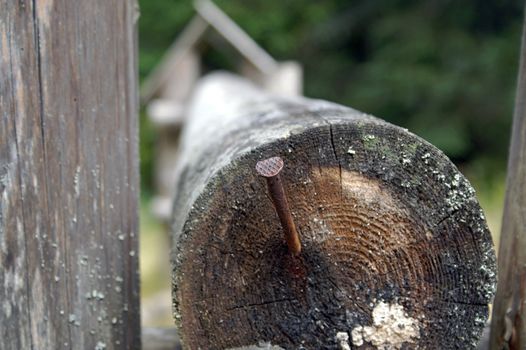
[489,5,526,350]
[0,1,140,349]
[171,73,497,349]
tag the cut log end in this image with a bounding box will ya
[171,82,496,349]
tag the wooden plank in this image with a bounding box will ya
[171,73,496,349]
[490,5,526,350]
[0,1,140,349]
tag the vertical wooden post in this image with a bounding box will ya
[490,5,526,350]
[0,1,140,349]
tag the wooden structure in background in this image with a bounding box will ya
[171,73,497,349]
[490,7,526,350]
[0,1,140,349]
[141,0,302,222]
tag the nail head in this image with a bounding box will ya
[255,157,284,177]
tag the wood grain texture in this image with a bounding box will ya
[490,6,526,350]
[0,1,140,349]
[171,73,496,349]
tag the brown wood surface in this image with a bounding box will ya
[171,73,497,349]
[0,1,140,349]
[490,5,526,350]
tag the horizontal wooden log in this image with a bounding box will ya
[171,73,497,349]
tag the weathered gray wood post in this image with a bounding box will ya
[0,1,140,349]
[171,73,497,349]
[490,6,526,350]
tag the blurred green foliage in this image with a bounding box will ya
[138,0,523,191]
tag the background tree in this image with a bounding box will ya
[138,0,522,193]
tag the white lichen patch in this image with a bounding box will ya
[228,342,284,350]
[309,217,334,242]
[351,301,420,349]
[73,165,81,197]
[335,331,351,350]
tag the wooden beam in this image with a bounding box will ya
[0,1,140,348]
[140,0,282,103]
[140,15,208,103]
[490,5,526,350]
[195,0,278,75]
[171,73,496,349]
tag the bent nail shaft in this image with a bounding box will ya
[255,157,301,256]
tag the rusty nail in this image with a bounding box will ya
[255,156,301,256]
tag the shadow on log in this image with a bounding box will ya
[171,73,497,349]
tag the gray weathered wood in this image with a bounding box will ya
[0,1,140,349]
[171,73,496,349]
[141,327,285,350]
[490,5,526,350]
[142,328,181,350]
[477,322,491,350]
